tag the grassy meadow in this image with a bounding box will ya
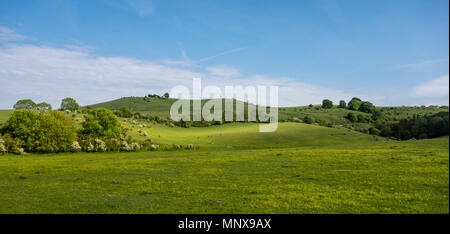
[0,116,448,213]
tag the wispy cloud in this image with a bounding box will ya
[0,26,28,41]
[398,58,449,70]
[197,47,247,63]
[206,65,241,77]
[411,75,449,98]
[0,43,368,108]
[163,47,247,68]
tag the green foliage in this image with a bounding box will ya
[357,114,369,123]
[369,127,381,135]
[372,110,385,121]
[163,92,170,99]
[60,97,80,111]
[303,116,313,124]
[359,101,376,113]
[322,99,333,109]
[13,99,36,110]
[117,106,133,118]
[346,112,357,122]
[375,112,449,140]
[36,102,52,110]
[4,110,77,152]
[339,100,347,108]
[81,108,121,138]
[348,97,362,111]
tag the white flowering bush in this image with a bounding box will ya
[85,142,94,152]
[70,141,82,152]
[0,139,7,154]
[94,138,107,152]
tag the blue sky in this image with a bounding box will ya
[0,0,448,108]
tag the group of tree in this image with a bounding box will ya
[13,99,52,110]
[13,97,81,112]
[320,97,376,114]
[143,93,170,101]
[344,97,376,113]
[370,112,449,140]
[2,97,124,153]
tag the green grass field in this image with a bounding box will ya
[0,109,14,123]
[0,121,448,213]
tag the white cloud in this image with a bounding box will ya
[206,65,241,77]
[411,75,449,98]
[398,58,449,70]
[0,43,375,109]
[0,26,27,41]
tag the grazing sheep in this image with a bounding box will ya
[142,131,148,136]
[70,141,82,152]
[186,144,194,149]
[131,142,141,151]
[14,147,25,155]
[0,141,6,154]
[122,141,132,151]
[138,124,143,128]
[150,144,159,151]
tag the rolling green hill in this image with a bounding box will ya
[0,100,448,213]
[84,96,448,129]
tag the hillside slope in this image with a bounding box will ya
[85,96,448,125]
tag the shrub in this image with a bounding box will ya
[81,108,121,138]
[357,114,369,123]
[369,127,381,135]
[70,141,82,152]
[345,113,357,123]
[0,138,6,154]
[94,138,107,152]
[106,138,122,152]
[4,110,77,152]
[118,106,133,118]
[303,116,313,124]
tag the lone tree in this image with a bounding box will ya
[36,102,52,110]
[60,97,80,112]
[163,92,170,99]
[119,106,133,118]
[322,99,333,109]
[358,101,376,113]
[348,97,362,111]
[13,99,36,110]
[339,100,347,108]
